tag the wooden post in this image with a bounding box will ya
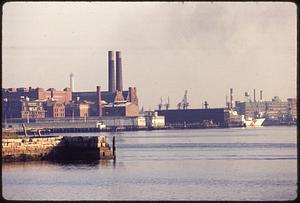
[38,129,42,137]
[112,136,116,160]
[22,123,28,137]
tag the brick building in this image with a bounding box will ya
[2,87,72,103]
[2,87,71,119]
[2,50,140,119]
[21,99,46,119]
[44,99,65,118]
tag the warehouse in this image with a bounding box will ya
[157,108,229,128]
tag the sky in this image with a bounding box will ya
[2,2,297,110]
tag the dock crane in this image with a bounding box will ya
[165,97,170,110]
[158,97,170,110]
[158,97,163,110]
[177,90,189,110]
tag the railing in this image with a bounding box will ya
[2,116,139,124]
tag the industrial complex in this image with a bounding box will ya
[156,88,297,128]
[2,51,139,119]
[2,51,297,132]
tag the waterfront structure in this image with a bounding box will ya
[144,111,166,128]
[2,136,114,162]
[157,108,229,128]
[235,96,297,120]
[228,110,244,126]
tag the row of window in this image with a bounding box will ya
[54,108,64,112]
[54,113,65,117]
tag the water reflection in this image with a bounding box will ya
[2,159,118,171]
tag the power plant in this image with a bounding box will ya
[71,50,139,117]
[1,51,297,130]
[2,50,140,121]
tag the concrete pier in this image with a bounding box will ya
[2,135,114,162]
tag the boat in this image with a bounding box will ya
[96,121,106,130]
[242,116,265,127]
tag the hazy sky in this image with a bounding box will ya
[2,2,297,110]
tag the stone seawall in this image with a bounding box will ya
[2,136,114,162]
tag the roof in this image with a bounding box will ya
[72,91,129,104]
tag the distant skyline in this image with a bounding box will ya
[2,2,297,110]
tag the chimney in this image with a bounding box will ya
[96,86,102,116]
[116,51,123,91]
[128,87,139,106]
[225,95,229,108]
[253,89,256,102]
[108,51,116,92]
[260,90,262,101]
[230,88,233,109]
[70,73,74,92]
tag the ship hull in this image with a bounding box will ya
[244,118,265,127]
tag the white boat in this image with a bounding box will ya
[242,116,265,127]
[96,121,106,130]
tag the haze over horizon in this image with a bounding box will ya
[2,2,297,110]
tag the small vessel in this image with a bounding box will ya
[242,116,265,127]
[96,121,106,130]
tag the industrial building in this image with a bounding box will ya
[157,108,229,128]
[72,51,139,117]
[235,96,297,120]
[44,99,66,118]
[2,87,72,104]
[21,99,46,120]
[2,87,72,120]
[2,50,139,121]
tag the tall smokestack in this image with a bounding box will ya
[96,86,102,116]
[253,89,256,102]
[108,51,115,92]
[70,73,74,92]
[260,90,262,101]
[230,88,233,109]
[116,51,123,91]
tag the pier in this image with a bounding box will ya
[2,135,115,162]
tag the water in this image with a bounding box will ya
[2,126,297,201]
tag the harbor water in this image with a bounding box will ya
[2,126,297,201]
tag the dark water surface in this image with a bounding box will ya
[2,126,297,200]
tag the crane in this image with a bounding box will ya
[177,90,189,110]
[158,97,163,110]
[158,97,170,110]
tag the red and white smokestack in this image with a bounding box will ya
[116,51,123,92]
[108,51,116,92]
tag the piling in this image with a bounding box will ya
[112,136,116,160]
[22,123,28,137]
